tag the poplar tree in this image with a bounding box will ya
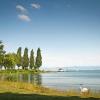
[22,48,29,70]
[35,48,42,70]
[16,47,22,69]
[29,49,34,69]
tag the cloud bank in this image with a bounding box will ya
[16,3,41,22]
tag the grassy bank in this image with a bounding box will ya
[0,81,66,96]
[0,69,45,74]
[0,81,99,100]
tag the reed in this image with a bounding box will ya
[0,81,99,98]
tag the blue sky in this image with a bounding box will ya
[0,0,100,68]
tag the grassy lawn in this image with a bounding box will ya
[0,81,99,100]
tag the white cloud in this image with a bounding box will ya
[31,3,40,9]
[16,5,27,13]
[18,14,31,22]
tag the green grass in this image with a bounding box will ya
[0,81,99,100]
[0,69,45,74]
[0,93,99,100]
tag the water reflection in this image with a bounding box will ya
[0,71,100,92]
[0,74,17,82]
[0,73,42,85]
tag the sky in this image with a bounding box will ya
[0,0,100,68]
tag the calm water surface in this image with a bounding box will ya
[0,70,100,91]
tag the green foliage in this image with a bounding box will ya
[35,48,42,70]
[0,41,5,68]
[22,48,29,70]
[29,49,34,69]
[16,47,22,68]
[0,41,42,71]
[3,53,16,69]
[11,53,17,64]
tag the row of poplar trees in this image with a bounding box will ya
[0,41,42,70]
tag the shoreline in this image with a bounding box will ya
[0,81,99,99]
[0,69,46,74]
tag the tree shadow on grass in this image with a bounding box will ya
[0,92,99,100]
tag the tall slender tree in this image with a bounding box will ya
[35,48,42,70]
[29,49,34,69]
[16,47,22,69]
[22,48,29,70]
[0,41,5,69]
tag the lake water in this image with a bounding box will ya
[0,70,100,91]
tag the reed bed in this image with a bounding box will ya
[0,81,99,98]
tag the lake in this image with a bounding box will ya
[0,70,100,92]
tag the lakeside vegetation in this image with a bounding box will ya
[0,69,45,74]
[0,81,99,100]
[0,41,42,71]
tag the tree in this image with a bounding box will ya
[35,48,42,70]
[11,53,17,66]
[22,48,29,70]
[3,53,16,70]
[16,47,22,69]
[29,49,34,69]
[0,41,5,69]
